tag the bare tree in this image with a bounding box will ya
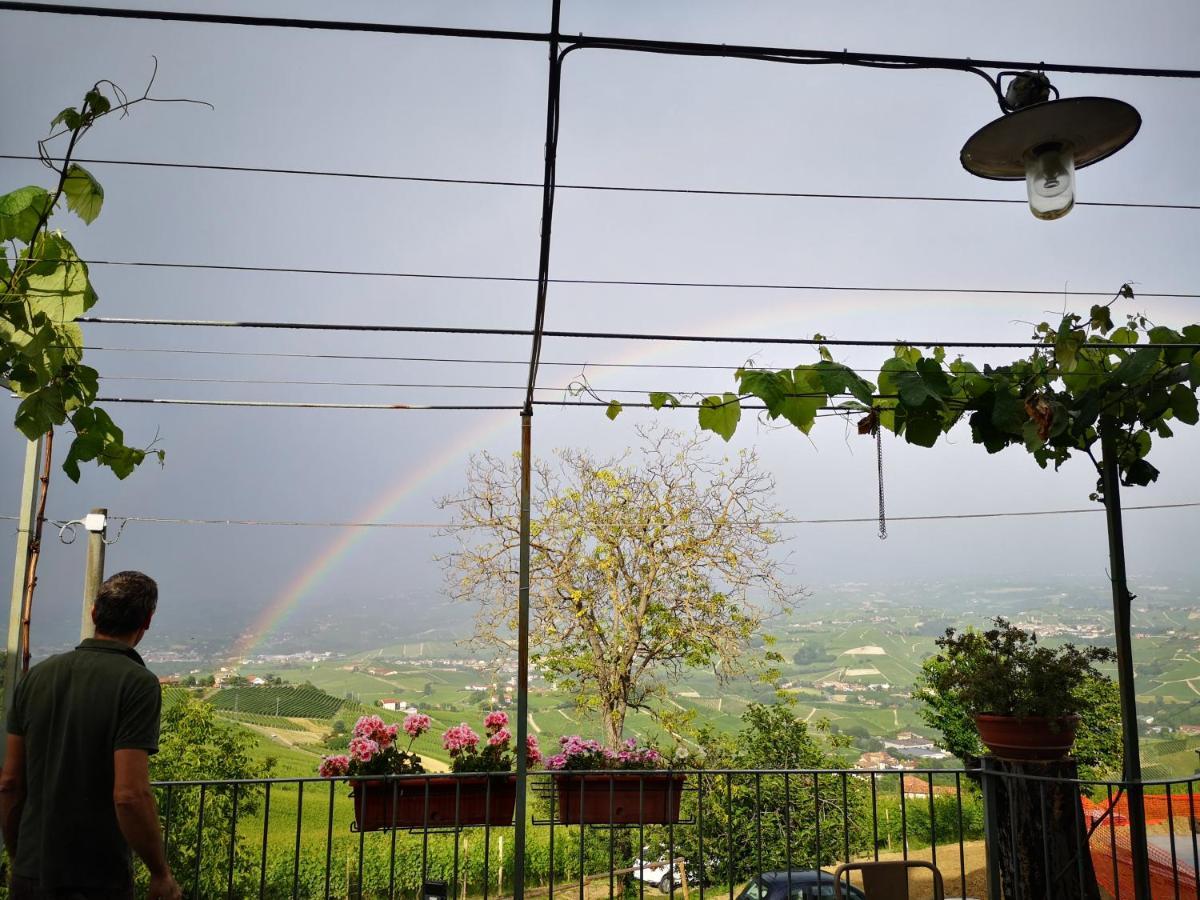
[439,427,801,745]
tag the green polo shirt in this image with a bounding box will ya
[6,638,161,890]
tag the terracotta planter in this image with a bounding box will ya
[350,775,516,831]
[553,773,686,825]
[974,714,1081,761]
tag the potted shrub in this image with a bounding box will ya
[920,618,1116,761]
[545,737,685,825]
[319,711,541,830]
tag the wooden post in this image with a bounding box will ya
[677,859,690,900]
[984,757,1101,900]
[80,508,106,640]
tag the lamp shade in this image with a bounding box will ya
[960,96,1141,180]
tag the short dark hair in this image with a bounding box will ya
[93,571,158,635]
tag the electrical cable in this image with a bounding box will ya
[97,375,770,394]
[4,3,1200,81]
[82,345,751,370]
[5,501,1197,530]
[75,316,1200,350]
[58,260,1200,299]
[6,154,1197,212]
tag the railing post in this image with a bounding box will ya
[980,759,1003,900]
[512,410,533,900]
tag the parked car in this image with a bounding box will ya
[735,870,867,900]
[631,856,698,893]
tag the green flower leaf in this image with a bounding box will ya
[1169,384,1199,426]
[62,165,104,224]
[24,233,95,322]
[1088,304,1114,334]
[51,107,83,131]
[903,411,942,447]
[0,186,52,243]
[1055,325,1085,372]
[698,393,741,441]
[1112,347,1162,385]
[648,392,680,410]
[605,400,622,420]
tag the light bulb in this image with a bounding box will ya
[1025,143,1076,220]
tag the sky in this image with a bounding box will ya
[1,0,1198,656]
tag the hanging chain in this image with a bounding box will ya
[876,423,888,540]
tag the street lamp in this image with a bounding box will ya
[960,72,1141,220]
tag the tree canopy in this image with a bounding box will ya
[440,427,800,744]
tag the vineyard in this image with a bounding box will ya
[209,685,345,719]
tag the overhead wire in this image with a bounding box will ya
[81,345,752,370]
[49,260,1200,299]
[4,2,1200,82]
[75,316,1200,350]
[97,375,764,394]
[5,154,1197,212]
[5,501,1197,531]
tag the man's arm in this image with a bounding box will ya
[0,734,25,861]
[113,749,180,900]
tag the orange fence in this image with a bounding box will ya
[1082,795,1199,898]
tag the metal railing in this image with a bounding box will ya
[148,767,1199,899]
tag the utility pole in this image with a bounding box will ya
[80,508,107,641]
[3,438,43,740]
[1100,419,1151,900]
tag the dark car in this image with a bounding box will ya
[735,870,866,900]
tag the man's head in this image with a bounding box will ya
[91,571,158,644]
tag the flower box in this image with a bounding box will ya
[552,772,686,825]
[351,775,517,831]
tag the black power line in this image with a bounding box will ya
[16,501,1198,531]
[64,259,1200,299]
[3,3,1200,81]
[8,153,1193,212]
[76,316,1200,350]
[82,345,749,370]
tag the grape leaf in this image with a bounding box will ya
[0,186,52,243]
[62,165,104,224]
[698,394,741,441]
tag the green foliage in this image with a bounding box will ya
[443,429,798,745]
[1,82,162,480]
[916,618,1115,720]
[791,641,836,667]
[698,393,741,439]
[914,618,1122,777]
[147,698,274,898]
[624,299,1200,496]
[672,703,872,880]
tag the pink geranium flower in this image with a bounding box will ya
[484,710,509,733]
[526,735,542,766]
[348,736,379,763]
[353,715,387,740]
[442,723,480,756]
[487,727,512,748]
[403,713,432,739]
[318,755,351,777]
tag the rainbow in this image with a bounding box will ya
[229,410,516,660]
[231,289,1041,658]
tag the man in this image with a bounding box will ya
[0,571,181,900]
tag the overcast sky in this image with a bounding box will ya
[2,0,1198,655]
